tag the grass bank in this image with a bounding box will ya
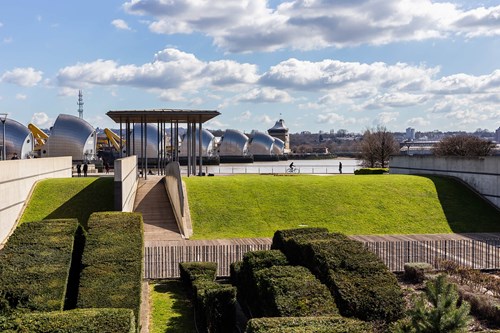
[149,281,195,333]
[20,177,114,229]
[184,174,500,239]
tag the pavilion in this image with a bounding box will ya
[106,109,220,178]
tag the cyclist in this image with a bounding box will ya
[289,162,294,170]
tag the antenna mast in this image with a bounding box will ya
[77,90,84,119]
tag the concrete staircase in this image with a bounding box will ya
[133,176,183,243]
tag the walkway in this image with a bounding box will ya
[134,176,183,243]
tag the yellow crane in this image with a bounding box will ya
[104,128,125,152]
[28,123,49,150]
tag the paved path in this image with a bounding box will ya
[134,176,183,243]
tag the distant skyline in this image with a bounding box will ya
[0,0,499,134]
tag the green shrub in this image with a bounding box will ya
[1,308,135,333]
[245,316,374,333]
[229,261,242,287]
[76,212,143,330]
[237,250,288,315]
[460,290,500,326]
[179,262,217,288]
[404,262,433,283]
[271,227,329,251]
[193,280,237,333]
[0,219,80,313]
[254,265,338,317]
[273,229,404,322]
[354,168,388,175]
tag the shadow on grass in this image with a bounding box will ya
[419,175,500,233]
[44,177,114,229]
[153,281,195,333]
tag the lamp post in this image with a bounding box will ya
[0,113,7,160]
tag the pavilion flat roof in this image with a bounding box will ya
[106,109,220,123]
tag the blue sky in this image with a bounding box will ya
[1,0,499,134]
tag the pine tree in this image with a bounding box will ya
[408,274,471,333]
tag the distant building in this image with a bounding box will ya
[495,127,500,143]
[268,119,290,153]
[405,127,415,141]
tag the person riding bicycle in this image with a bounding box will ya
[289,162,294,170]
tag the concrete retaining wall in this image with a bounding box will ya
[390,155,500,209]
[164,162,192,238]
[114,156,138,212]
[0,157,72,244]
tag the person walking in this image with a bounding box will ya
[76,163,81,177]
[104,161,110,174]
[83,162,88,177]
[339,162,343,174]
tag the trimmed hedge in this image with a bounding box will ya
[234,250,289,316]
[354,168,388,175]
[254,265,338,317]
[1,308,135,333]
[179,262,217,286]
[0,219,80,313]
[272,229,404,322]
[76,212,143,330]
[271,227,329,251]
[180,262,237,333]
[245,316,374,333]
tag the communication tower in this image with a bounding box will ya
[77,90,84,119]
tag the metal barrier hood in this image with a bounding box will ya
[179,128,215,157]
[40,114,96,161]
[248,131,275,156]
[219,129,249,156]
[1,118,34,159]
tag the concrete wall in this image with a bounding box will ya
[114,156,138,212]
[390,155,500,209]
[164,162,192,238]
[0,157,72,245]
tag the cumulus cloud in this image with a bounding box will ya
[112,19,132,30]
[406,117,431,127]
[1,67,43,87]
[123,0,500,53]
[15,93,27,100]
[257,115,274,125]
[374,111,399,126]
[31,112,52,128]
[57,48,258,99]
[236,87,292,103]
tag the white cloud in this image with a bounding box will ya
[3,37,13,44]
[373,111,399,126]
[0,22,3,28]
[31,112,52,128]
[112,19,132,31]
[15,93,27,100]
[257,115,274,125]
[123,0,500,53]
[236,87,292,103]
[235,110,252,122]
[1,67,43,87]
[406,117,431,127]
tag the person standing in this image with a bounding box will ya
[83,162,88,177]
[76,163,81,177]
[339,162,343,174]
[104,161,110,174]
[11,153,19,160]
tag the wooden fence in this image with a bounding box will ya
[144,239,500,279]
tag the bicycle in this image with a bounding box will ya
[285,166,300,174]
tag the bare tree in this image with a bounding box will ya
[433,135,494,156]
[361,126,399,167]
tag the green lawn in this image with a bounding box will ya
[184,174,500,239]
[20,177,114,229]
[149,281,195,333]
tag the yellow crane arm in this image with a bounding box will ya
[28,123,49,149]
[104,128,125,152]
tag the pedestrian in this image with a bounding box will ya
[76,163,81,177]
[11,153,19,160]
[104,161,110,174]
[339,162,343,174]
[83,162,88,177]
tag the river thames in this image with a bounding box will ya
[182,158,362,175]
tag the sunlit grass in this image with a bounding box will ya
[184,174,500,239]
[20,177,114,228]
[149,281,195,333]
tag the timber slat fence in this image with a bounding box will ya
[144,239,500,279]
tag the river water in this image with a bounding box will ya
[182,158,362,175]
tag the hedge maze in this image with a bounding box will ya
[0,212,143,333]
[179,227,405,332]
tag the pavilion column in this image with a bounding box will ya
[198,120,203,176]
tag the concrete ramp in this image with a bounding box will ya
[133,176,183,242]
